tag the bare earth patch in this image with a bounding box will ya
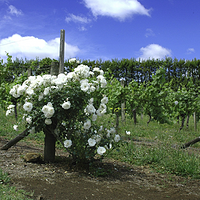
[1,137,200,200]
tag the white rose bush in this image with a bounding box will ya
[7,64,121,163]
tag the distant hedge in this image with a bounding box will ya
[2,56,200,87]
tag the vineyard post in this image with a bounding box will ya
[43,61,59,163]
[59,29,65,74]
[27,68,32,77]
[121,79,125,122]
[194,112,197,131]
[141,108,143,120]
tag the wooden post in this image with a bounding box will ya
[43,61,59,163]
[59,29,65,74]
[50,61,59,76]
[44,128,56,163]
[194,112,197,131]
[121,79,125,122]
[1,129,29,150]
[141,108,143,120]
[27,68,32,77]
[115,111,120,133]
[181,136,200,149]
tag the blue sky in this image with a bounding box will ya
[0,0,199,62]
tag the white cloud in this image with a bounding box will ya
[187,48,195,54]
[65,14,91,23]
[145,28,155,38]
[137,44,171,60]
[0,34,80,61]
[83,0,151,21]
[78,26,87,31]
[8,5,23,16]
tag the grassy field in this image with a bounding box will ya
[0,108,35,200]
[96,112,200,178]
[0,168,33,200]
[1,108,200,199]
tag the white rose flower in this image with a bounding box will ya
[6,110,12,116]
[69,58,77,63]
[61,101,71,110]
[97,146,106,155]
[42,102,55,118]
[106,132,110,138]
[26,116,32,124]
[92,114,97,121]
[13,125,18,131]
[6,105,15,116]
[88,138,96,147]
[42,74,52,82]
[101,96,108,104]
[64,139,72,148]
[23,102,33,112]
[17,85,27,95]
[80,79,90,92]
[90,86,96,92]
[45,118,52,125]
[36,75,44,86]
[7,105,15,109]
[83,119,91,130]
[28,76,36,82]
[100,70,104,75]
[97,103,107,116]
[26,87,34,96]
[93,67,100,73]
[45,108,54,118]
[98,126,103,132]
[89,98,94,104]
[42,105,48,114]
[74,64,90,78]
[66,72,76,80]
[85,104,96,114]
[89,71,94,76]
[44,87,50,95]
[126,131,131,135]
[10,85,20,98]
[110,127,116,134]
[94,135,101,143]
[114,134,120,142]
[53,73,68,85]
[29,80,38,89]
[38,93,43,101]
[97,75,107,88]
[100,78,107,88]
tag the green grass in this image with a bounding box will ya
[0,109,35,199]
[104,114,200,178]
[0,168,33,200]
[1,107,200,200]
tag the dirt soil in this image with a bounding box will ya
[1,137,200,200]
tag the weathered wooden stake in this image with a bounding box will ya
[27,68,32,77]
[43,61,59,163]
[121,79,125,123]
[50,61,59,75]
[44,128,56,163]
[133,107,137,125]
[59,29,65,74]
[181,137,200,149]
[1,128,29,150]
[194,112,197,131]
[141,108,143,120]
